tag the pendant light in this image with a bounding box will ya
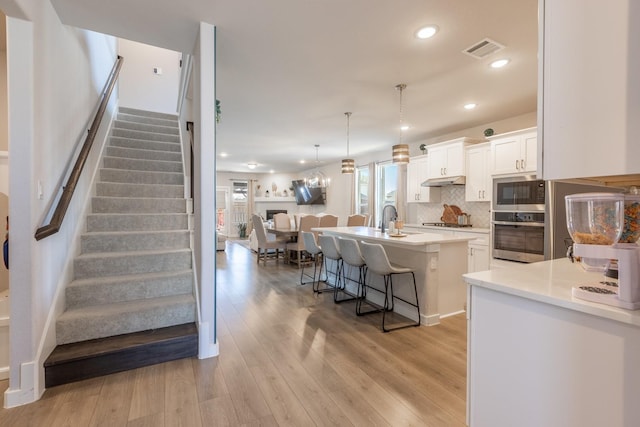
[392,83,410,164]
[305,144,330,188]
[341,112,355,174]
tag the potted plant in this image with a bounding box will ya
[419,143,427,154]
[237,222,247,238]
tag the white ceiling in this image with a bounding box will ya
[51,0,539,174]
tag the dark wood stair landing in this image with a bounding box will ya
[44,323,198,388]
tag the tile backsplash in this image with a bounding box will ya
[408,186,491,228]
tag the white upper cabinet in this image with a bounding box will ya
[541,0,640,180]
[406,155,441,203]
[465,143,491,202]
[427,137,484,180]
[490,128,537,176]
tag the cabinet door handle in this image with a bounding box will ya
[521,159,525,170]
[482,190,486,199]
[515,159,520,170]
[478,190,481,199]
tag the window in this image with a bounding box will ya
[375,161,398,227]
[355,165,369,217]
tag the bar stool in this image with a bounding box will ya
[300,231,324,288]
[318,235,351,302]
[337,237,366,304]
[359,241,421,332]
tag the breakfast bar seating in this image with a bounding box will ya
[360,241,421,332]
[338,237,367,305]
[299,231,324,288]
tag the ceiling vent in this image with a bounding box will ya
[463,38,505,59]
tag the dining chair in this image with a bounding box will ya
[318,214,338,228]
[273,212,291,229]
[346,214,367,227]
[251,214,287,265]
[287,215,320,268]
[359,241,420,332]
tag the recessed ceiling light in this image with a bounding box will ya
[401,125,410,131]
[247,162,257,169]
[220,152,228,157]
[464,103,477,110]
[490,58,510,68]
[415,25,439,39]
[269,170,275,174]
[300,160,306,164]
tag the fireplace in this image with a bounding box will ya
[266,209,287,220]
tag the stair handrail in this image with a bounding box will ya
[35,55,124,241]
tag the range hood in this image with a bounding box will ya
[421,176,466,187]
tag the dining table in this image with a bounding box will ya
[266,227,298,242]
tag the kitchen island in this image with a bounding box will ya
[316,226,476,325]
[463,259,640,426]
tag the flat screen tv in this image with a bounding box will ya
[291,180,325,205]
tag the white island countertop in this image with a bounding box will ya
[464,257,640,326]
[315,226,478,247]
[404,223,490,234]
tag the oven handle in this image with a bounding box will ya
[492,220,545,227]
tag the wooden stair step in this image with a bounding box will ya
[44,323,197,388]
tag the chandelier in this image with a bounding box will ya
[341,112,355,174]
[392,83,410,164]
[305,144,330,188]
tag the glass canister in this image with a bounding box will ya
[619,193,640,244]
[565,192,624,246]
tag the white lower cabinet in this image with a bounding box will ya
[454,231,490,273]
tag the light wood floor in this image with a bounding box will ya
[0,240,468,426]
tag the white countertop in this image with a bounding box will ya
[315,226,477,246]
[464,258,640,326]
[404,223,490,234]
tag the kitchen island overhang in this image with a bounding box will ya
[314,226,476,325]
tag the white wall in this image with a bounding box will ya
[118,38,181,114]
[4,0,117,406]
[0,49,8,151]
[192,22,217,359]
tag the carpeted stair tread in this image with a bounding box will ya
[114,119,179,136]
[103,156,183,173]
[118,107,178,121]
[91,196,187,214]
[106,146,182,162]
[109,136,181,152]
[56,294,196,345]
[117,113,178,127]
[66,270,193,308]
[99,168,183,185]
[86,213,188,232]
[74,248,192,279]
[96,182,184,198]
[112,128,179,143]
[80,229,190,253]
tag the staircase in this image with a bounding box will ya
[44,107,198,388]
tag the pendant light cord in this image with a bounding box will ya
[396,83,406,145]
[345,112,352,157]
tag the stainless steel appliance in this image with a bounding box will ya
[493,175,545,212]
[492,211,545,263]
[492,176,546,262]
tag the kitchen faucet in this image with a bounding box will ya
[380,204,397,234]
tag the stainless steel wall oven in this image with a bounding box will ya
[492,176,546,263]
[492,211,545,263]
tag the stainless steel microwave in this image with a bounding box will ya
[492,175,545,212]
